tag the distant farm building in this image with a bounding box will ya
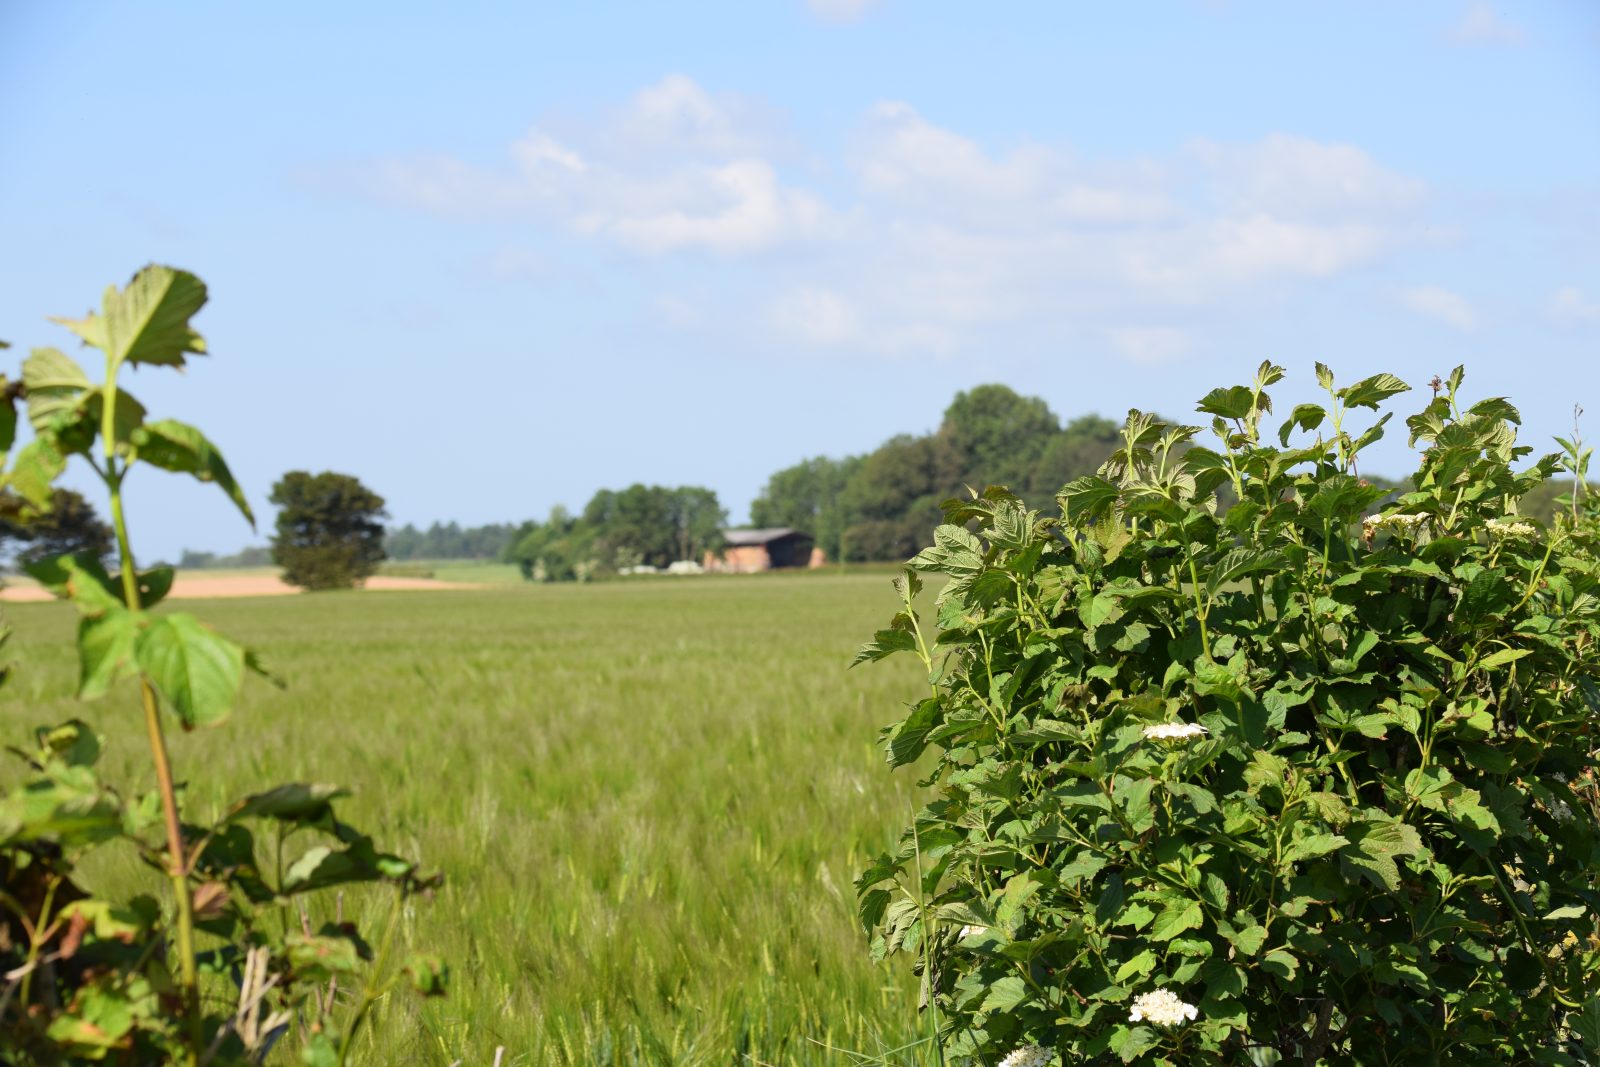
[704,528,825,573]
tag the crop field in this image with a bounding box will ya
[0,574,936,1065]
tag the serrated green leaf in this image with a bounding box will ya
[7,435,66,510]
[77,609,139,699]
[52,264,207,370]
[22,347,92,432]
[1338,372,1410,410]
[135,612,245,728]
[1148,897,1202,941]
[130,419,254,525]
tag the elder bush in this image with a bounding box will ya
[856,364,1600,1065]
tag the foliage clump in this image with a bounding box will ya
[857,364,1600,1064]
[0,267,442,1065]
[270,469,388,590]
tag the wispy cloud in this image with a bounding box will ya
[1448,2,1525,46]
[1399,285,1478,331]
[1550,286,1600,323]
[331,77,1433,360]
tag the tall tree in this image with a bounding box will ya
[269,471,387,590]
[0,488,114,569]
[749,455,860,559]
[940,383,1060,489]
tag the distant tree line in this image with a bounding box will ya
[385,521,521,561]
[78,383,1598,580]
[177,545,274,569]
[751,384,1126,561]
[504,484,726,581]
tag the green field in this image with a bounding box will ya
[0,575,936,1065]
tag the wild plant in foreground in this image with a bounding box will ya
[857,364,1600,1064]
[0,267,443,1065]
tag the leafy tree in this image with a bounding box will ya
[749,455,861,559]
[0,487,113,568]
[940,383,1060,488]
[269,470,388,590]
[838,434,963,562]
[856,364,1600,1064]
[1025,413,1122,499]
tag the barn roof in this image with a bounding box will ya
[721,527,810,546]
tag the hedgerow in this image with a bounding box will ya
[856,364,1600,1064]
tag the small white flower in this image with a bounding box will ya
[957,924,988,939]
[1552,772,1569,785]
[1486,518,1537,538]
[1551,799,1574,823]
[997,1045,1053,1067]
[1129,988,1199,1027]
[1142,722,1208,742]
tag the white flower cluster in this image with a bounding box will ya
[1128,988,1199,1027]
[1142,722,1208,742]
[997,1045,1054,1067]
[1551,799,1575,823]
[1486,518,1537,538]
[1362,512,1430,537]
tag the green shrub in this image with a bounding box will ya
[856,364,1600,1064]
[0,267,442,1065]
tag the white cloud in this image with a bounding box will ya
[805,0,882,23]
[1550,286,1600,322]
[340,83,1431,360]
[772,287,860,344]
[1448,2,1525,46]
[353,75,830,254]
[1400,285,1478,331]
[1189,134,1426,219]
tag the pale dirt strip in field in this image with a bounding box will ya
[0,574,478,602]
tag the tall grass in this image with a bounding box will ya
[0,574,935,1065]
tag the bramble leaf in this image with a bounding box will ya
[131,419,254,525]
[135,612,245,728]
[52,264,207,370]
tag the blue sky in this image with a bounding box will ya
[2,1,1597,560]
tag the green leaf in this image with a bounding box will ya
[1197,384,1254,420]
[1059,475,1120,525]
[405,953,449,997]
[22,347,92,432]
[1282,832,1348,865]
[77,609,140,699]
[52,264,208,370]
[301,1032,339,1067]
[130,419,254,525]
[1345,820,1422,891]
[7,435,66,510]
[25,553,124,617]
[1278,402,1327,446]
[1261,949,1299,981]
[1477,647,1530,671]
[226,782,349,823]
[1573,996,1600,1049]
[135,612,245,728]
[1116,1025,1161,1063]
[1148,897,1203,941]
[1338,372,1410,410]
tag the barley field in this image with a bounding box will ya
[0,574,937,1065]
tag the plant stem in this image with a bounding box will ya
[106,465,201,1066]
